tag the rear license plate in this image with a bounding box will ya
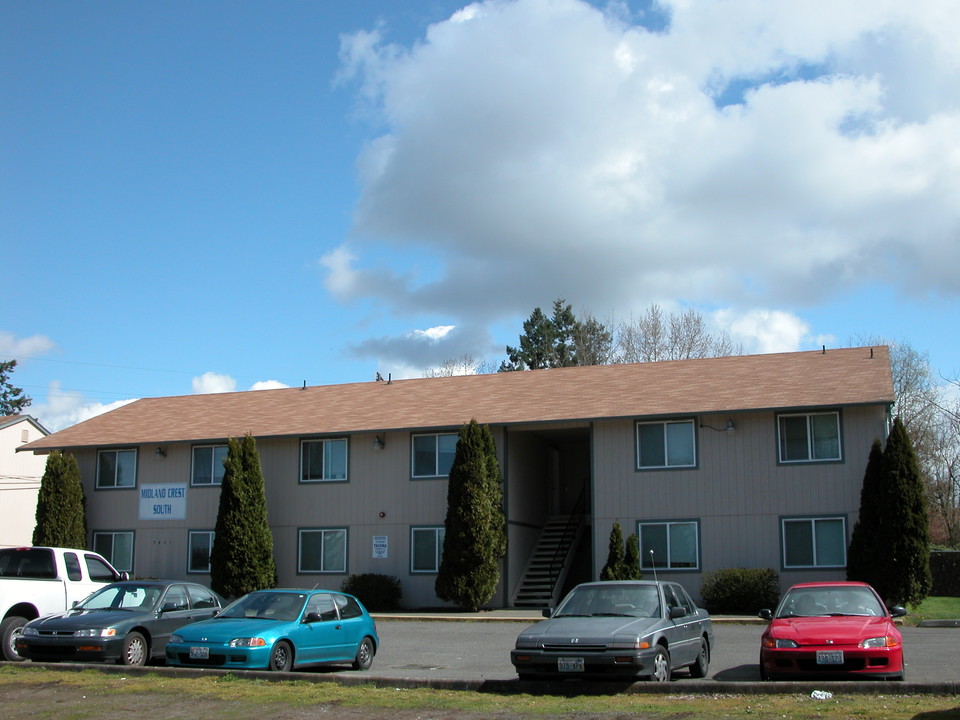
[816,650,843,665]
[189,646,210,660]
[558,657,584,672]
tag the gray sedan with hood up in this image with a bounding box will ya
[510,580,713,681]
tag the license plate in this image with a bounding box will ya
[558,657,584,672]
[816,650,843,665]
[189,646,210,660]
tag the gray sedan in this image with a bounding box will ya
[510,580,713,681]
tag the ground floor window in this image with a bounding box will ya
[638,520,699,570]
[92,531,134,573]
[410,526,445,573]
[298,528,347,573]
[782,516,846,568]
[188,530,215,573]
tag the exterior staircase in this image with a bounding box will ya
[512,514,584,608]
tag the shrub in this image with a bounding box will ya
[341,573,402,611]
[700,567,780,614]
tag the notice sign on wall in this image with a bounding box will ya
[139,483,187,520]
[372,535,388,559]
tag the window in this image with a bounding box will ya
[639,521,699,570]
[782,516,846,568]
[410,526,445,573]
[298,528,347,573]
[301,438,348,482]
[411,433,458,478]
[636,420,696,469]
[187,585,219,609]
[85,553,120,582]
[96,449,137,488]
[188,531,215,573]
[192,445,228,485]
[92,532,134,573]
[778,411,841,463]
[64,552,82,581]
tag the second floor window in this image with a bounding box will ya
[301,438,348,482]
[97,449,137,488]
[778,411,841,463]
[636,420,696,469]
[192,445,228,486]
[411,433,458,478]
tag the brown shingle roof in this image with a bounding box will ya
[22,346,893,451]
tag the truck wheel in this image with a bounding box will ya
[1,616,28,662]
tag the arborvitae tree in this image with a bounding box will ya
[622,532,642,580]
[874,418,932,606]
[0,359,31,415]
[210,434,277,598]
[846,439,885,584]
[435,419,507,611]
[600,522,626,580]
[32,451,86,548]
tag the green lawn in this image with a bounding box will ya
[907,595,960,623]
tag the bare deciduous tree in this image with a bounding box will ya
[616,305,741,363]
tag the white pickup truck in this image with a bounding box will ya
[1,546,126,661]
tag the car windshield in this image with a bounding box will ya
[79,584,162,611]
[776,586,886,618]
[218,592,307,622]
[554,585,661,618]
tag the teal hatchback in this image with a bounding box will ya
[165,588,378,672]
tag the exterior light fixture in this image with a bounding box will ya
[373,434,385,450]
[155,447,167,457]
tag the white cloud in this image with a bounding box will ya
[30,381,137,433]
[330,0,960,352]
[191,372,237,395]
[249,380,290,391]
[0,331,57,359]
[714,308,813,355]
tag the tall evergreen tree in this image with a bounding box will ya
[600,522,626,580]
[846,439,885,584]
[0,359,31,415]
[622,532,642,580]
[435,419,507,611]
[875,418,932,606]
[32,451,86,548]
[210,435,277,598]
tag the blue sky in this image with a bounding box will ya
[3,0,959,431]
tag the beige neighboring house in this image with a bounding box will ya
[1,415,50,547]
[21,347,894,608]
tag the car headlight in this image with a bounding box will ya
[860,636,899,648]
[73,628,117,638]
[228,637,267,648]
[612,634,651,650]
[762,637,799,648]
[170,634,183,644]
[514,635,539,649]
[22,626,38,636]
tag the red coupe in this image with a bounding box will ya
[759,581,906,681]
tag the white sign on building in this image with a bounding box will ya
[138,483,187,520]
[372,535,388,559]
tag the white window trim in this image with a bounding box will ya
[635,419,697,470]
[300,438,349,483]
[781,516,847,569]
[638,520,700,570]
[96,449,138,489]
[191,444,228,486]
[410,432,458,478]
[410,526,445,574]
[777,411,842,463]
[92,531,135,573]
[298,528,348,574]
[187,530,215,573]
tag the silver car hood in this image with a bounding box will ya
[520,615,665,641]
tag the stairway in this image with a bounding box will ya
[512,515,583,608]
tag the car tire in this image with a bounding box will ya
[269,640,293,672]
[120,631,148,666]
[352,636,375,671]
[689,638,709,678]
[649,645,671,682]
[1,616,28,662]
[758,655,772,681]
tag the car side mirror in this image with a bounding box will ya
[161,602,178,613]
[758,609,772,620]
[542,608,554,619]
[669,606,686,619]
[304,612,322,623]
[889,606,907,618]
[118,572,130,581]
